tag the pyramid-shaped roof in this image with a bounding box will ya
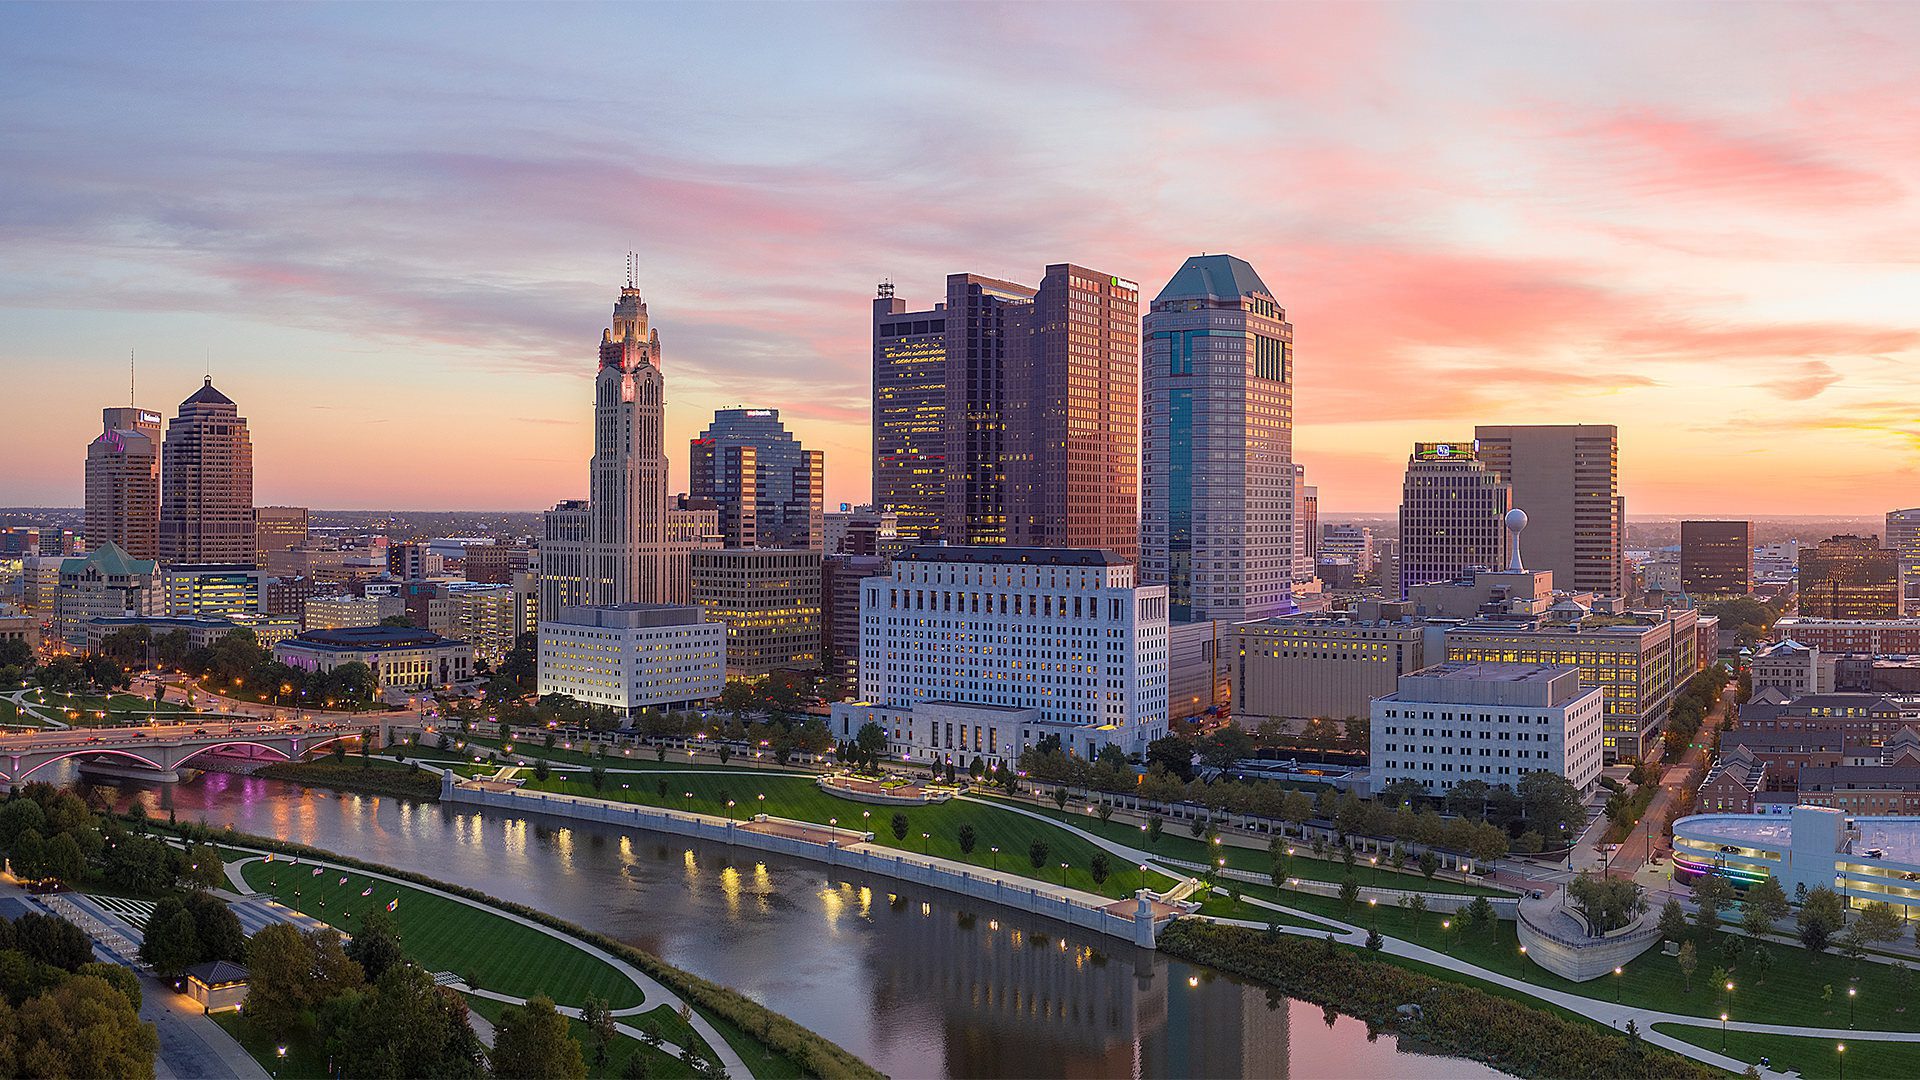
[1154,254,1272,303]
[61,540,156,577]
[182,376,234,407]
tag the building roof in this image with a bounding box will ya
[899,545,1127,567]
[185,959,249,985]
[284,625,462,651]
[181,376,234,406]
[1154,254,1272,303]
[59,541,155,577]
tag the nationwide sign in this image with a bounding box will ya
[1413,441,1478,462]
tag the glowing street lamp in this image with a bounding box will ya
[1838,1043,1846,1080]
[1848,985,1856,1029]
[1615,966,1625,1003]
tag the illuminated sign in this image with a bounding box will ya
[1110,277,1138,291]
[1413,442,1476,462]
[140,411,161,424]
[743,409,774,417]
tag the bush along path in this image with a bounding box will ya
[199,832,883,1080]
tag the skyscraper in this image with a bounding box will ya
[589,279,671,605]
[689,408,824,550]
[85,405,162,560]
[1680,520,1752,596]
[1292,464,1318,586]
[1141,254,1294,622]
[159,378,255,565]
[942,273,1038,545]
[1473,424,1623,596]
[1398,441,1511,596]
[253,505,309,569]
[1888,509,1920,615]
[1005,265,1140,559]
[1800,535,1900,619]
[871,284,947,546]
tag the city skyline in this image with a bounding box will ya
[6,4,1920,515]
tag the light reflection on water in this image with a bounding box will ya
[80,766,1503,1080]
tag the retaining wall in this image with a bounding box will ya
[444,784,1159,948]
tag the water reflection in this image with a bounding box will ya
[83,768,1502,1079]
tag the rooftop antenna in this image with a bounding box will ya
[877,279,894,299]
[128,348,135,407]
[626,251,638,289]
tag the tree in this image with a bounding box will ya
[80,961,143,1012]
[1658,898,1689,942]
[1518,771,1586,842]
[1742,876,1790,937]
[1338,877,1359,911]
[1097,802,1114,826]
[139,900,202,977]
[1895,960,1914,1007]
[1465,895,1498,937]
[1676,940,1698,992]
[1417,850,1440,880]
[1691,873,1735,931]
[246,924,365,1036]
[853,721,888,763]
[491,995,587,1079]
[1144,736,1194,782]
[1090,853,1110,887]
[580,996,617,1067]
[330,963,486,1079]
[184,891,247,963]
[14,912,93,972]
[346,907,406,982]
[1841,900,1902,957]
[1408,894,1427,927]
[957,823,976,855]
[8,973,160,1079]
[1365,927,1383,951]
[1028,839,1049,870]
[1146,815,1163,849]
[890,812,909,842]
[1746,943,1773,985]
[1796,886,1846,955]
[179,842,226,891]
[1269,852,1288,888]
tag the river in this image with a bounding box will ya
[94,767,1502,1079]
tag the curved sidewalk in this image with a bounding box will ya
[220,847,751,1078]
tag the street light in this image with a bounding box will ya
[991,845,999,872]
[275,1045,286,1079]
[1442,919,1452,954]
[1615,966,1624,1003]
[1720,1012,1729,1051]
[922,831,930,856]
[1727,980,1735,1024]
[1837,1043,1846,1080]
[1848,985,1856,1029]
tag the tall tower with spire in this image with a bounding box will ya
[587,276,670,605]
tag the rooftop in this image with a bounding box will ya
[284,625,462,651]
[899,545,1127,567]
[1154,254,1272,303]
[1402,660,1572,683]
[181,376,235,407]
[59,541,154,578]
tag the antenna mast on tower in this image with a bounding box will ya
[129,348,135,407]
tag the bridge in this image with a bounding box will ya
[0,716,391,785]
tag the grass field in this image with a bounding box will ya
[508,770,1182,899]
[978,794,1508,896]
[1654,1023,1920,1079]
[255,758,442,800]
[464,995,703,1078]
[239,859,645,1008]
[1359,905,1920,1034]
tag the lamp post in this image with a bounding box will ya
[1442,919,1452,955]
[274,1045,286,1078]
[1140,862,1149,893]
[922,831,930,856]
[1838,1043,1846,1080]
[1370,855,1379,888]
[991,846,999,873]
[1720,1012,1729,1051]
[1848,985,1856,1029]
[1615,966,1624,1004]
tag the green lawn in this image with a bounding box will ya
[464,995,706,1078]
[977,795,1508,897]
[212,1011,331,1079]
[1365,908,1920,1034]
[239,859,644,1008]
[508,771,1182,900]
[459,734,799,773]
[1654,1023,1920,1079]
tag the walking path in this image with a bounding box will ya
[961,795,1901,1079]
[217,846,752,1078]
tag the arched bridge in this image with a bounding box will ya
[0,717,391,785]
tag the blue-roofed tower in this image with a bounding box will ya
[1140,254,1295,623]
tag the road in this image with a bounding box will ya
[1606,684,1736,875]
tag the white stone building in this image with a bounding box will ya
[1370,661,1604,797]
[831,547,1169,766]
[538,604,725,714]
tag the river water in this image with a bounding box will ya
[104,767,1500,1079]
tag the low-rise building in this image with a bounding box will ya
[427,582,527,666]
[274,625,473,693]
[537,604,725,714]
[1751,639,1830,697]
[1737,692,1920,744]
[1369,661,1604,797]
[54,542,158,649]
[1775,617,1920,655]
[1833,655,1920,695]
[830,546,1169,766]
[304,594,406,630]
[160,563,260,619]
[1674,805,1920,912]
[821,554,888,700]
[1233,601,1428,724]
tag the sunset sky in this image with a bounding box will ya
[3,3,1917,515]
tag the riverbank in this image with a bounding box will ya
[164,823,882,1080]
[252,758,441,801]
[1161,920,1718,1080]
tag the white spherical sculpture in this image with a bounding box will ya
[1505,509,1528,571]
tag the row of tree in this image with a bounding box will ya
[1662,665,1731,758]
[0,911,156,1077]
